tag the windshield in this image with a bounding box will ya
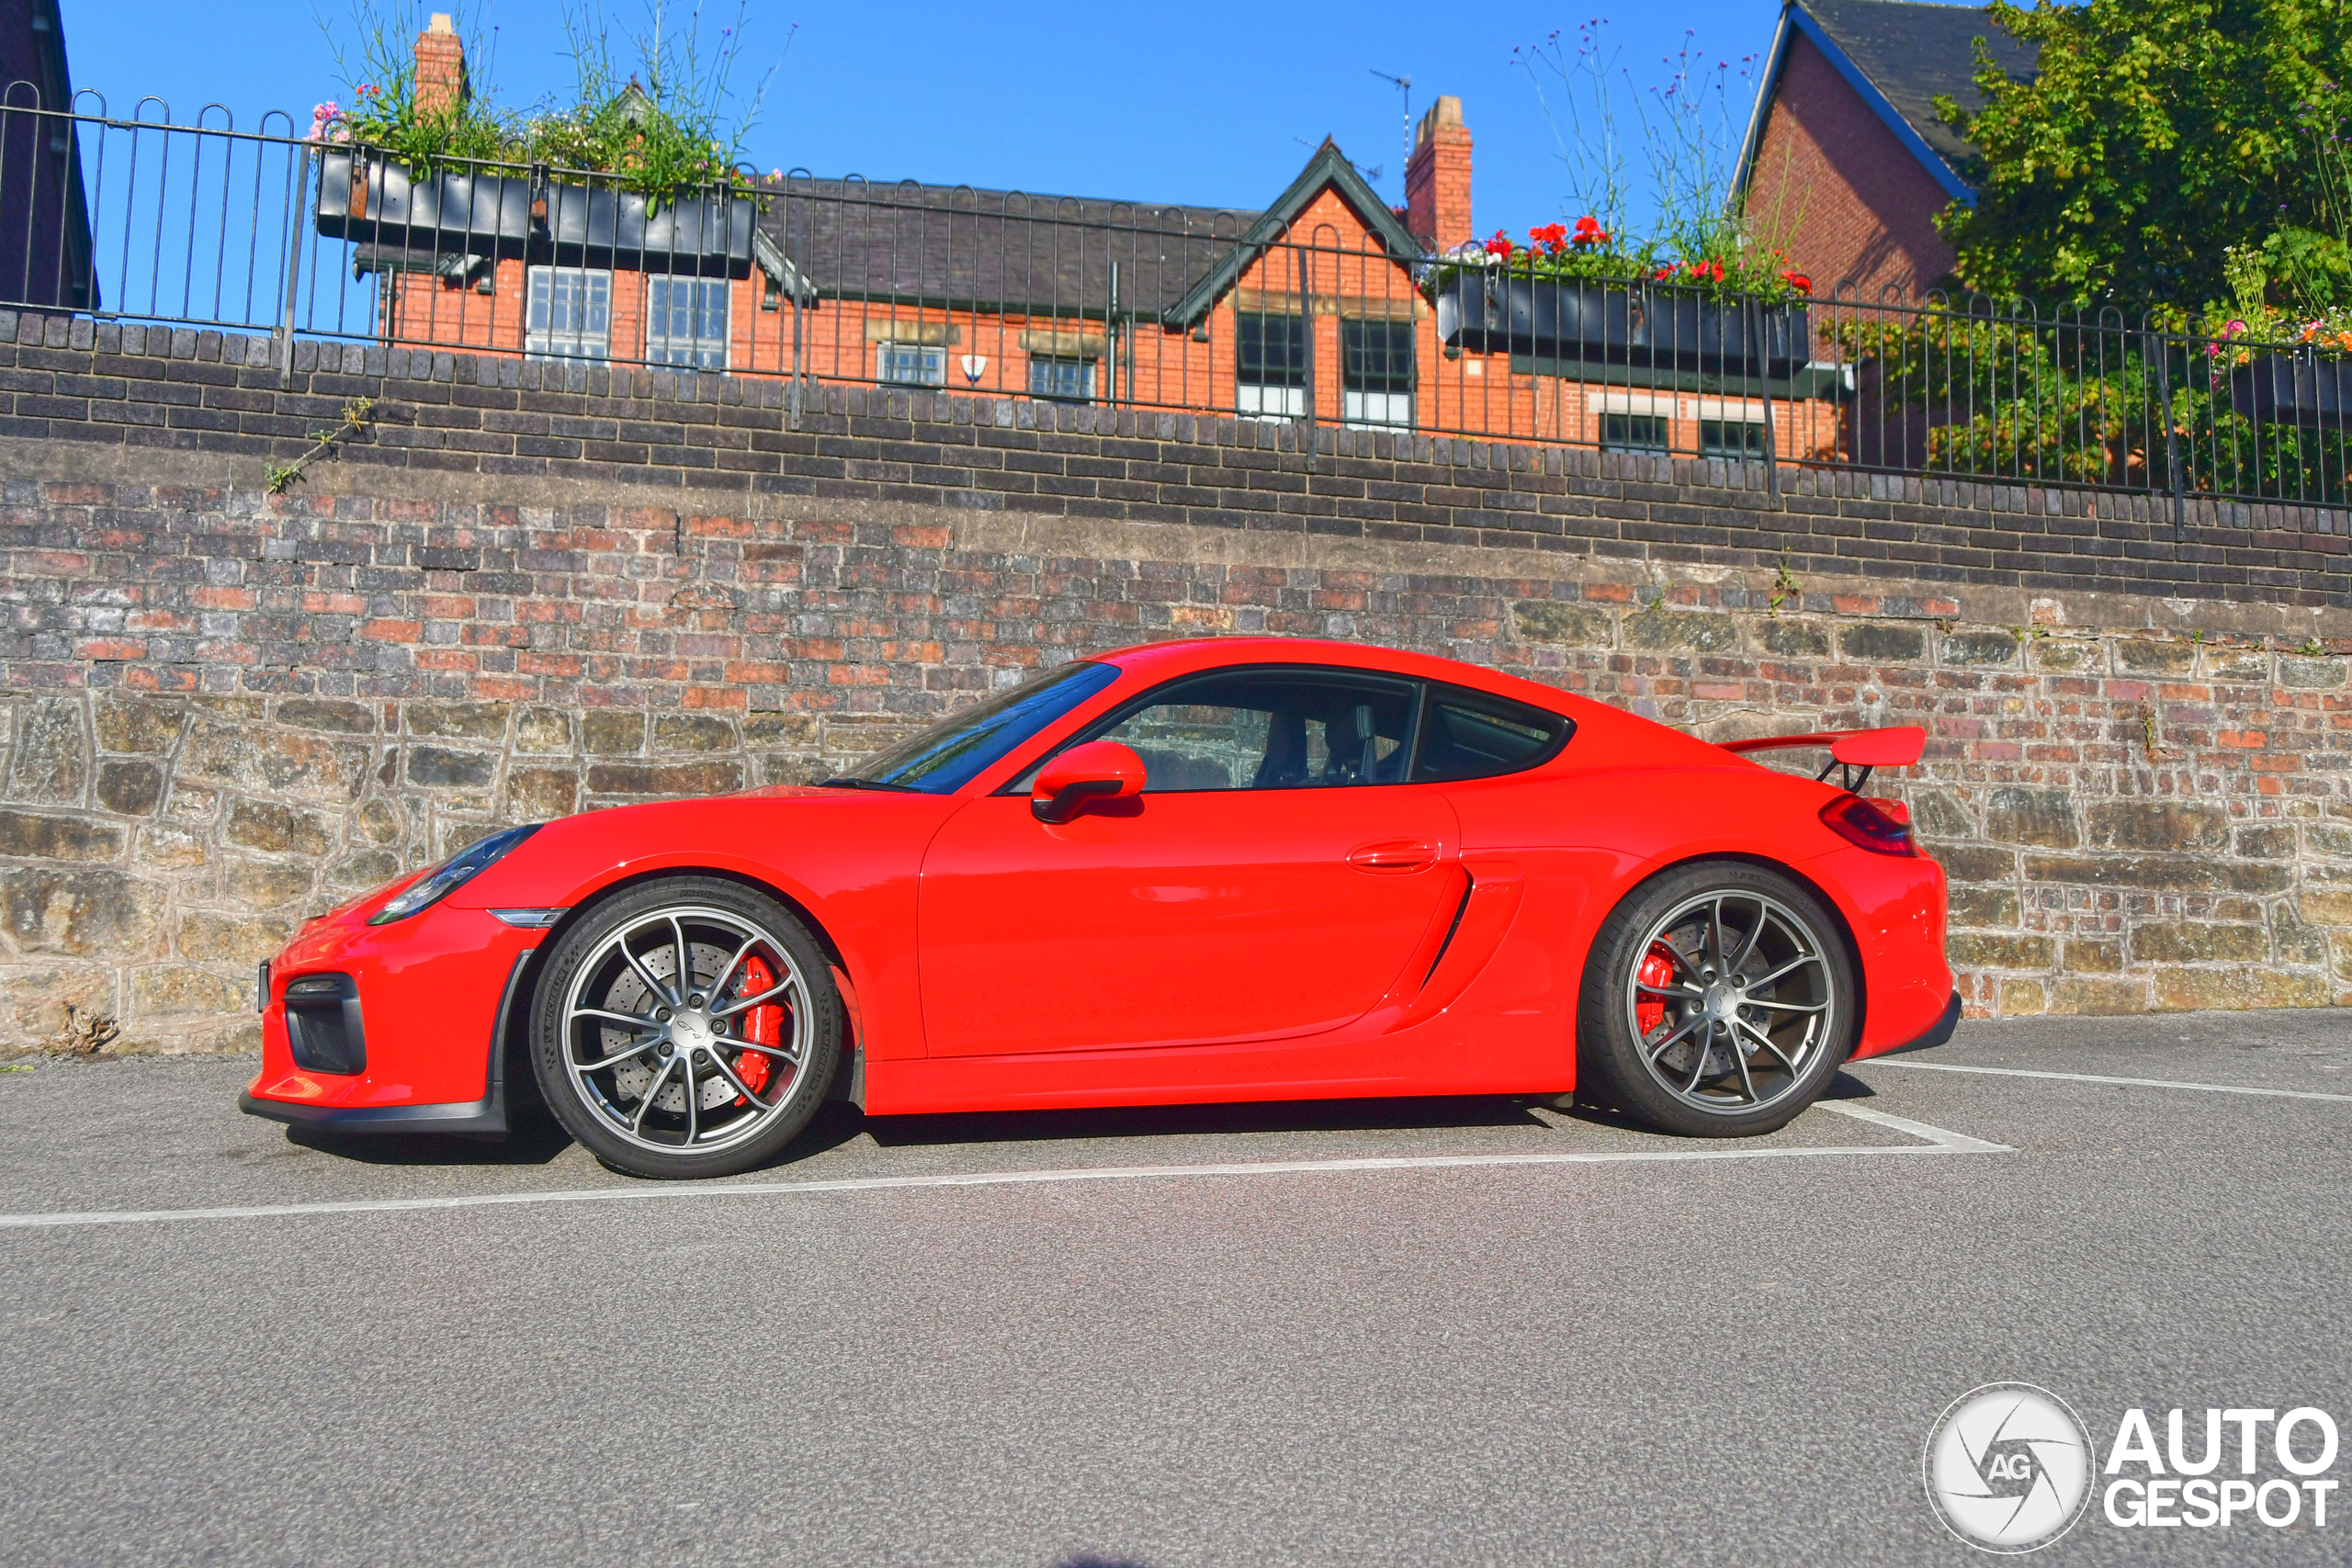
[829,661,1122,795]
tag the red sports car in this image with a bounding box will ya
[242,637,1958,1179]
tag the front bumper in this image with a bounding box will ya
[242,903,546,1140]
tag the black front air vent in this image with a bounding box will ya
[284,973,367,1076]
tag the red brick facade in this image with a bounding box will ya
[1744,32,1959,302]
[1404,96,1473,251]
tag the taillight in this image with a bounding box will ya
[1821,794,1916,855]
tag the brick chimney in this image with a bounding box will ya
[413,13,468,118]
[1405,96,1471,252]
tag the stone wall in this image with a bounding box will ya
[2,434,2347,1055]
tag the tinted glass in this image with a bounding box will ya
[1410,682,1574,783]
[1236,313,1308,389]
[1342,319,1414,393]
[1041,669,1417,792]
[841,662,1119,794]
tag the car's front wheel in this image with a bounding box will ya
[1576,861,1856,1137]
[530,876,841,1179]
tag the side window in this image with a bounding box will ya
[1409,682,1574,783]
[1036,669,1419,792]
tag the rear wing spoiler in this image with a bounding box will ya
[1718,726,1926,794]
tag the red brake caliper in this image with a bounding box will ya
[731,956,783,1102]
[1635,943,1679,1036]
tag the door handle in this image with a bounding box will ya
[1347,837,1441,873]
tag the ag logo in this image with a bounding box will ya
[1924,1382,2097,1552]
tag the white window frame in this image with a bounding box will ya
[1029,355,1096,402]
[1236,383,1306,421]
[525,265,612,361]
[1340,319,1416,431]
[876,342,946,387]
[645,276,730,370]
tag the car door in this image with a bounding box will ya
[918,666,1462,1057]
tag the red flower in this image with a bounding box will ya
[1529,221,1568,254]
[1570,215,1610,247]
[1685,258,1725,284]
[1483,230,1515,257]
[1654,265,1677,281]
[1781,269,1813,295]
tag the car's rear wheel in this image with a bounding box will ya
[1576,861,1855,1137]
[530,876,840,1179]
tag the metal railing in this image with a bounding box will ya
[6,85,2351,520]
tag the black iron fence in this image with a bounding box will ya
[6,85,2351,520]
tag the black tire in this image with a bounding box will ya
[1576,860,1857,1138]
[530,875,841,1179]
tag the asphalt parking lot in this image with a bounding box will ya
[1,1010,2346,1566]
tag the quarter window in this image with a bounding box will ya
[526,266,611,360]
[1409,682,1574,783]
[646,276,729,369]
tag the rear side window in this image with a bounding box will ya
[1409,682,1574,783]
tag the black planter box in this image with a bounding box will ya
[1434,270,1810,376]
[539,182,757,278]
[315,150,756,276]
[2229,353,2352,425]
[312,150,532,253]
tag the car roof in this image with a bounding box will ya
[1091,637,1599,717]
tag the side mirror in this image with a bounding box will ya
[1031,740,1147,824]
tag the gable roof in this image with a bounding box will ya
[1736,0,2040,206]
[756,178,1261,321]
[1161,140,1422,327]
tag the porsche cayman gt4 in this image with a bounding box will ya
[243,638,1958,1179]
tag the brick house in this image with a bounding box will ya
[361,20,1836,461]
[1736,0,2038,303]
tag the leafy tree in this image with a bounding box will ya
[1936,0,2352,310]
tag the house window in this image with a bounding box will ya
[1700,418,1768,459]
[646,276,729,369]
[1029,355,1095,402]
[525,266,611,361]
[1236,312,1307,419]
[1342,320,1415,428]
[876,342,946,387]
[1600,412,1670,455]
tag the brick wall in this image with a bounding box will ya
[1,314,2348,1055]
[1746,33,1961,302]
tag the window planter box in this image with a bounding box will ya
[315,150,756,277]
[1433,271,1810,376]
[2228,353,2352,425]
[312,149,532,252]
[539,182,756,278]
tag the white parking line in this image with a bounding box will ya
[1860,1059,2352,1104]
[0,1103,2008,1232]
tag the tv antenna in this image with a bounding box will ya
[1370,69,1411,198]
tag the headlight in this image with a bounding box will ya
[367,824,540,926]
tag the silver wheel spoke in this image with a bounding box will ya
[729,1037,802,1064]
[708,934,758,1000]
[680,1050,698,1145]
[620,940,676,1008]
[671,917,695,1003]
[581,1036,662,1072]
[1736,1016,1800,1075]
[1729,1026,1758,1102]
[1684,1019,1714,1093]
[712,979,796,1019]
[1635,980,1702,998]
[1746,997,1828,1014]
[1746,953,1822,992]
[575,1007,661,1032]
[1728,897,1765,974]
[708,1052,773,1109]
[1643,1012,1707,1062]
[1709,897,1728,973]
[629,1056,676,1135]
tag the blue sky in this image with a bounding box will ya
[64,0,1803,234]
